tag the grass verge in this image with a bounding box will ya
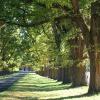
[0,73,100,100]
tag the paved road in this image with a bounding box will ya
[0,72,27,92]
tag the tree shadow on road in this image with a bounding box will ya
[0,73,27,92]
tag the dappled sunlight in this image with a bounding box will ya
[0,0,100,97]
[1,73,99,100]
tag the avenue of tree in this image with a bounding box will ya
[0,0,100,94]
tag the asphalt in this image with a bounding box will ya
[0,72,27,92]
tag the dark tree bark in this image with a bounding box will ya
[69,34,87,86]
[71,0,79,13]
[71,0,100,93]
[51,68,58,80]
[55,68,59,80]
[62,67,71,84]
[88,1,100,93]
[57,68,63,81]
[71,65,86,86]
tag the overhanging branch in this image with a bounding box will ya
[0,2,71,27]
[1,14,70,27]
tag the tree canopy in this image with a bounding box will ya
[0,0,100,94]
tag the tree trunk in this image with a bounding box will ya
[52,68,58,80]
[88,1,100,93]
[62,67,71,84]
[71,65,86,86]
[57,67,63,81]
[62,67,67,84]
[55,68,58,80]
[70,35,87,86]
[71,0,100,93]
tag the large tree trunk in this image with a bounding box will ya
[88,1,100,93]
[70,35,87,86]
[71,0,100,93]
[71,65,86,86]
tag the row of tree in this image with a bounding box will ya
[0,0,100,93]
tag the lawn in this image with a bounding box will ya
[0,73,100,100]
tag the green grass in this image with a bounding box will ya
[0,73,100,100]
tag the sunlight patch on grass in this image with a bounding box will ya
[0,73,100,100]
[0,88,88,100]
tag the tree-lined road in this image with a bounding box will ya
[0,72,27,92]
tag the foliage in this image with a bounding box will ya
[0,0,97,71]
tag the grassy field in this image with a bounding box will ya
[0,73,100,100]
